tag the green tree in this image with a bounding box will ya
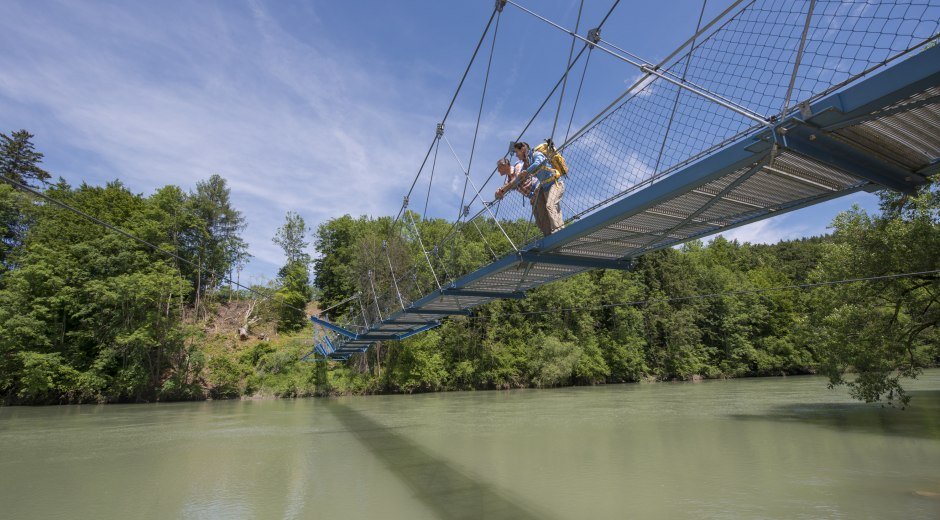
[0,181,194,403]
[808,181,940,406]
[274,211,312,331]
[181,174,249,309]
[0,130,49,270]
[0,183,32,270]
[0,130,50,187]
[274,211,311,265]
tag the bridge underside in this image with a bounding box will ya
[315,45,939,360]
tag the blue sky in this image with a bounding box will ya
[0,0,881,281]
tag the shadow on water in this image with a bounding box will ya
[324,401,552,520]
[730,390,940,439]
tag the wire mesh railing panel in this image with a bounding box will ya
[793,0,940,108]
[558,80,678,220]
[670,0,940,119]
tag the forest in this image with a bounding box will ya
[1,129,938,405]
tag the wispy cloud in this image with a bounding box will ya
[0,0,443,277]
[709,215,812,245]
[624,70,658,98]
[0,0,543,279]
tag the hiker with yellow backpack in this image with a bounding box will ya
[494,140,568,237]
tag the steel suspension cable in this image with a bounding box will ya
[780,0,817,119]
[424,0,624,264]
[456,8,502,223]
[316,293,360,318]
[563,46,593,144]
[561,0,754,150]
[395,5,502,223]
[443,134,518,252]
[464,0,622,197]
[551,0,585,141]
[422,134,442,220]
[507,0,767,125]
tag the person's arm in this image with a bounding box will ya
[495,162,527,199]
[495,161,513,199]
[524,151,548,175]
[528,151,562,187]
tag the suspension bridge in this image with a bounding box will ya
[308,0,940,360]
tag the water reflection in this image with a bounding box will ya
[731,390,940,439]
[326,401,552,520]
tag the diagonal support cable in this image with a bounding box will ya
[443,135,518,252]
[395,4,503,224]
[382,241,406,310]
[367,270,383,322]
[563,46,594,144]
[561,0,755,150]
[407,212,442,291]
[639,156,770,252]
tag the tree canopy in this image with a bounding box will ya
[1,130,936,406]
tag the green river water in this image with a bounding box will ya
[2,371,939,519]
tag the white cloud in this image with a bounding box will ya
[624,70,658,98]
[0,0,634,283]
[708,215,812,245]
[0,0,441,280]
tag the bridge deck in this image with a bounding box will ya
[316,44,940,359]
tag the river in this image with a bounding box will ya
[2,371,939,519]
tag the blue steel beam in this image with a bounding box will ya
[404,308,471,316]
[383,318,437,325]
[645,182,866,254]
[445,254,524,297]
[397,321,442,340]
[309,315,358,339]
[806,44,940,131]
[441,288,527,299]
[785,124,926,194]
[818,93,940,132]
[519,252,633,270]
[358,334,407,341]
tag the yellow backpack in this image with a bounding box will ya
[533,139,569,179]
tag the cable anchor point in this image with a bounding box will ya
[587,27,601,47]
[403,195,409,208]
[463,205,471,218]
[436,122,445,138]
[495,0,507,12]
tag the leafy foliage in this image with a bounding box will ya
[1,131,936,405]
[808,181,940,406]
